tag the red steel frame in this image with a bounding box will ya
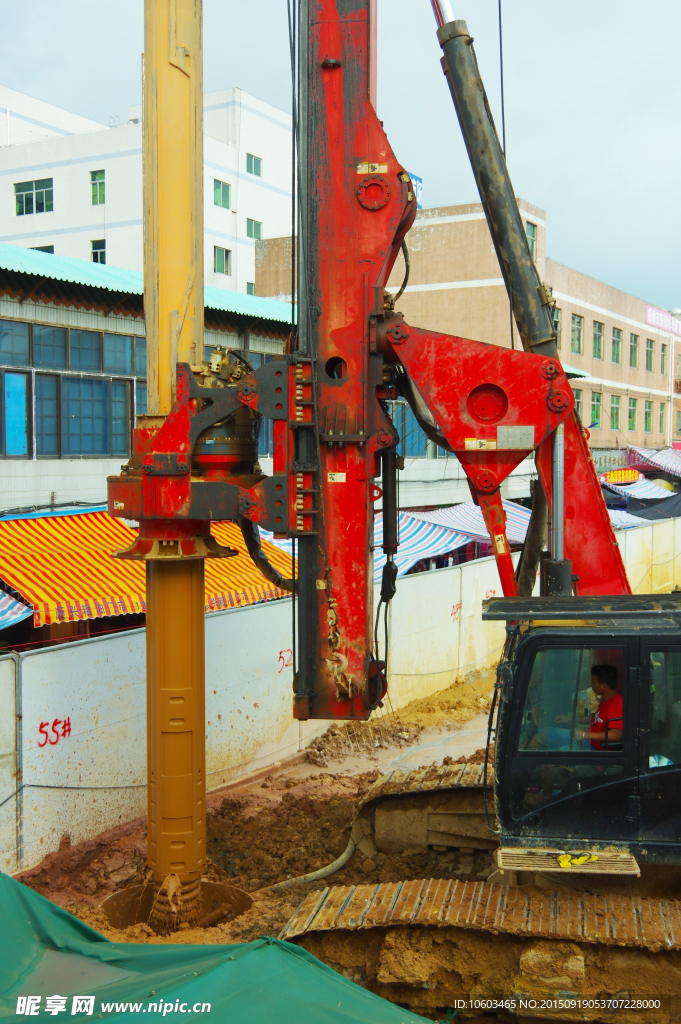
[108,0,629,726]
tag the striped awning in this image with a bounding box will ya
[630,446,681,477]
[608,509,653,530]
[0,592,33,630]
[0,510,294,628]
[600,474,670,500]
[373,511,471,580]
[411,500,531,543]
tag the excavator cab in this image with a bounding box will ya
[487,596,681,869]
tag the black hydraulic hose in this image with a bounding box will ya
[239,517,296,594]
[483,682,501,834]
[393,239,410,305]
[437,20,557,357]
[381,449,398,555]
[515,479,548,597]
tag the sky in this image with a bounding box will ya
[2,0,680,310]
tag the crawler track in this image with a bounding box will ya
[282,878,681,951]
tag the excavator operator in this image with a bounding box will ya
[572,664,623,750]
[528,663,623,752]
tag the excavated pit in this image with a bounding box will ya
[15,673,681,1019]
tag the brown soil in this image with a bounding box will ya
[16,675,495,938]
[305,671,493,767]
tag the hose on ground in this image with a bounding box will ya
[239,516,296,594]
[261,838,356,894]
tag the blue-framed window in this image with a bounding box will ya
[62,378,110,455]
[3,372,29,456]
[0,319,147,459]
[36,375,59,456]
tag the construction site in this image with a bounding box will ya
[2,1,681,1022]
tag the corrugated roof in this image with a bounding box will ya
[0,242,293,325]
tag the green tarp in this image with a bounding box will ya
[0,874,426,1023]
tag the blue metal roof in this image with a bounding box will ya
[0,242,294,325]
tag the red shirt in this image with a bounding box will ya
[590,692,623,750]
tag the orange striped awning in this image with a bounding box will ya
[0,511,295,628]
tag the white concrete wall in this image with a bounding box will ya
[0,122,143,270]
[0,459,120,510]
[387,553,510,708]
[7,515,681,872]
[0,655,17,873]
[388,455,532,508]
[0,88,292,297]
[0,87,105,147]
[12,598,324,872]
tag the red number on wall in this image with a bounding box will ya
[37,716,72,747]
[277,649,293,673]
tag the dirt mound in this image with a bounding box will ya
[306,720,422,767]
[306,673,493,767]
[206,771,379,891]
[443,745,493,766]
[388,670,493,731]
[16,819,148,908]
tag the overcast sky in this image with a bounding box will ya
[3,1,679,309]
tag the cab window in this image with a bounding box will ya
[518,647,624,753]
[648,649,681,768]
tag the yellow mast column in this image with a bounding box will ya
[142,0,205,932]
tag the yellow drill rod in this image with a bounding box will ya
[143,0,205,927]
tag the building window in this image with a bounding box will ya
[645,338,654,372]
[630,333,639,368]
[0,320,144,460]
[103,334,132,375]
[677,352,681,380]
[36,375,59,456]
[112,381,130,455]
[661,343,667,376]
[246,282,255,296]
[660,403,666,434]
[247,218,262,240]
[590,392,602,428]
[62,378,110,455]
[34,325,66,370]
[134,337,146,376]
[31,245,54,254]
[593,321,603,360]
[136,381,147,416]
[572,388,582,419]
[246,153,262,176]
[3,372,29,456]
[214,179,230,209]
[0,320,29,366]
[677,410,681,435]
[91,239,106,264]
[553,307,561,348]
[525,222,537,260]
[214,246,231,275]
[612,327,622,364]
[70,330,101,373]
[91,170,105,205]
[628,397,638,432]
[571,314,583,355]
[644,399,653,434]
[610,394,620,431]
[15,178,53,216]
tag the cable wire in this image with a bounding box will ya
[497,0,515,352]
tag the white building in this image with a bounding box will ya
[0,86,292,296]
